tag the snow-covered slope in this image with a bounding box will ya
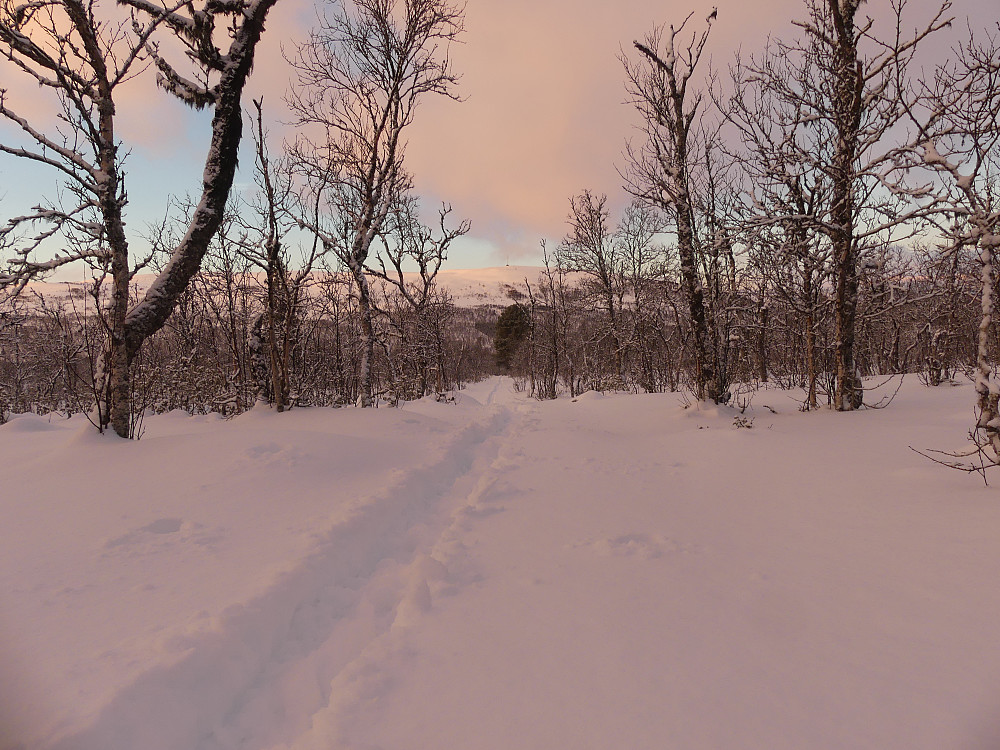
[17,266,562,311]
[420,265,573,307]
[2,377,999,750]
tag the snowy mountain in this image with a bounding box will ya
[17,266,570,311]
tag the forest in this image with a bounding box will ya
[1,0,999,469]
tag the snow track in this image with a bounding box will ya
[50,398,521,750]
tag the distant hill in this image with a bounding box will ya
[16,265,582,311]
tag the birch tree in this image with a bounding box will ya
[725,42,835,408]
[624,11,727,403]
[616,199,669,393]
[0,0,282,436]
[557,191,627,383]
[788,0,950,410]
[288,0,464,406]
[368,198,469,399]
[237,100,334,412]
[909,27,1000,462]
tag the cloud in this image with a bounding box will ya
[3,0,997,270]
[401,0,804,247]
[397,0,996,259]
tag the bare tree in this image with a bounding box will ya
[724,41,835,407]
[368,198,469,399]
[909,238,976,387]
[624,11,726,402]
[723,0,951,410]
[196,207,256,412]
[788,0,951,410]
[908,26,1000,462]
[557,191,628,384]
[0,0,282,436]
[369,198,468,312]
[288,0,464,406]
[615,200,667,391]
[236,99,334,412]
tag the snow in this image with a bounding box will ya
[3,376,1000,750]
[428,265,581,307]
[921,139,948,168]
[19,266,568,310]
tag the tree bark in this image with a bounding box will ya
[828,0,864,411]
[975,239,1000,458]
[350,262,377,406]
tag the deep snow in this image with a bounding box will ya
[2,376,999,750]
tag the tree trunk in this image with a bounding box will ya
[805,303,818,410]
[677,202,716,401]
[101,142,133,437]
[757,304,769,383]
[351,264,377,406]
[828,0,864,411]
[605,289,625,384]
[975,239,1000,458]
[123,0,280,382]
[833,234,863,409]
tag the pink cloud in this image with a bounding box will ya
[402,0,996,254]
[3,0,997,269]
[402,0,804,245]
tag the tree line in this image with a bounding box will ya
[498,0,999,470]
[495,202,983,406]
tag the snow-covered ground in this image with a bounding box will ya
[19,265,561,311]
[2,376,999,750]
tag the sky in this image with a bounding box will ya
[1,0,998,273]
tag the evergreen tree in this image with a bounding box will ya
[494,304,531,371]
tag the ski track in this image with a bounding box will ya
[282,397,539,750]
[50,391,527,750]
